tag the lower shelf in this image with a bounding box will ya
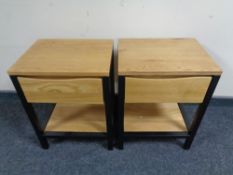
[45,103,187,133]
[124,103,187,132]
[45,104,106,132]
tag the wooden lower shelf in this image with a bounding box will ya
[124,103,187,132]
[45,103,187,133]
[45,104,106,132]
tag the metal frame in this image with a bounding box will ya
[102,77,114,150]
[45,132,106,138]
[116,76,125,149]
[124,132,189,138]
[183,76,220,149]
[110,50,118,146]
[10,76,49,149]
[116,75,220,150]
[9,53,115,150]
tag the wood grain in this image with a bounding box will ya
[8,39,113,77]
[18,77,103,104]
[118,38,222,76]
[45,104,106,132]
[124,103,187,132]
[125,77,211,103]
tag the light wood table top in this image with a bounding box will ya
[118,38,222,76]
[8,39,113,77]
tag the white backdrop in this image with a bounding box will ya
[0,0,232,96]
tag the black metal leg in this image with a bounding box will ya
[10,76,49,149]
[109,50,117,143]
[102,77,114,150]
[117,76,125,149]
[184,76,220,149]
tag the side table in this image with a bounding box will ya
[8,39,114,150]
[116,38,222,149]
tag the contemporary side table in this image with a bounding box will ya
[8,39,114,150]
[116,38,222,149]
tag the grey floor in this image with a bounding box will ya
[0,93,233,175]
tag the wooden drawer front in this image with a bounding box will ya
[18,77,103,103]
[125,77,211,103]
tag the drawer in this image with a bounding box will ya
[18,77,103,104]
[125,77,211,103]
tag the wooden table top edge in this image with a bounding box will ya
[117,38,222,76]
[7,39,114,77]
[118,71,222,77]
[118,37,197,42]
[7,70,111,77]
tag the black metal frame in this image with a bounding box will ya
[10,53,115,150]
[116,75,220,150]
[183,76,220,149]
[10,76,49,149]
[116,76,125,149]
[102,77,114,150]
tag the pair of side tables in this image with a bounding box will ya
[8,39,222,150]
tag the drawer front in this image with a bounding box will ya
[18,77,103,103]
[125,77,211,103]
